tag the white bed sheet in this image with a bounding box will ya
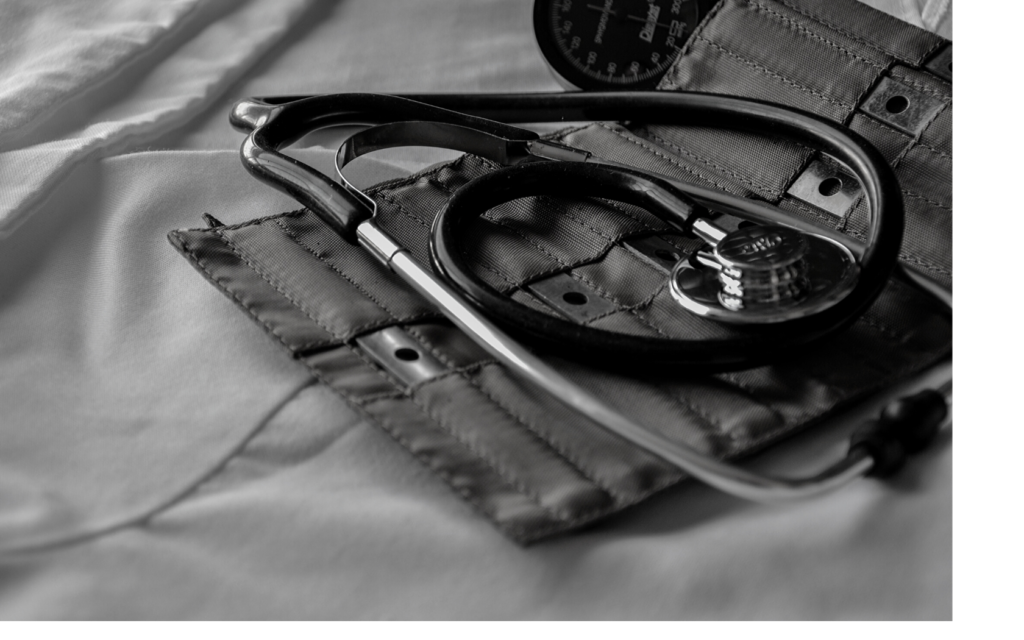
[0,0,952,619]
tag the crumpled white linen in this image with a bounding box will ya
[0,1,201,143]
[0,0,952,620]
[0,0,317,237]
[860,0,952,36]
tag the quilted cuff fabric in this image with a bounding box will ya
[169,0,952,543]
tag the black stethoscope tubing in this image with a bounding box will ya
[316,91,908,370]
[230,91,950,498]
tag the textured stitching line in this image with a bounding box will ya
[177,208,307,234]
[568,284,666,329]
[918,37,949,69]
[549,202,619,242]
[626,305,672,338]
[915,141,952,161]
[574,304,647,331]
[429,168,655,250]
[405,386,575,523]
[357,312,444,337]
[514,468,686,543]
[902,189,951,212]
[214,224,445,347]
[356,116,937,479]
[346,341,422,394]
[568,267,688,331]
[464,364,626,504]
[370,309,597,528]
[664,389,736,445]
[521,256,606,289]
[889,68,951,99]
[568,279,675,339]
[475,259,521,289]
[213,229,348,343]
[787,201,952,277]
[660,0,729,90]
[404,265,726,466]
[360,398,535,541]
[347,313,444,345]
[480,215,572,268]
[818,61,899,231]
[622,296,696,342]
[890,98,950,170]
[900,254,952,278]
[601,197,666,229]
[778,150,819,205]
[769,0,916,63]
[786,197,844,226]
[748,0,886,70]
[347,389,406,406]
[351,340,402,378]
[919,37,950,73]
[422,166,581,271]
[546,83,929,445]
[716,372,788,427]
[176,209,678,543]
[845,59,895,130]
[267,247,683,542]
[402,324,487,371]
[273,218,400,320]
[375,190,432,230]
[295,318,545,547]
[696,36,853,111]
[170,231,335,354]
[845,227,953,277]
[315,345,679,543]
[596,123,747,196]
[569,270,634,313]
[548,123,597,142]
[853,110,914,145]
[643,130,783,198]
[436,175,618,241]
[399,324,502,382]
[402,362,503,395]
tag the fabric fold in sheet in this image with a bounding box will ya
[0,0,202,146]
[0,0,952,619]
[0,0,319,238]
[0,149,339,555]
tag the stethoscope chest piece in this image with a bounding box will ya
[669,224,860,324]
[229,90,949,504]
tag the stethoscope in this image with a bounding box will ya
[229,91,952,503]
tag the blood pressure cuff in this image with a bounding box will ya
[169,0,952,544]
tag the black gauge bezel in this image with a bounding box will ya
[532,0,714,91]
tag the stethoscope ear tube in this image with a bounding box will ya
[429,144,902,370]
[359,214,948,503]
[235,94,545,243]
[232,90,947,503]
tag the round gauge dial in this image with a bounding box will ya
[533,0,712,90]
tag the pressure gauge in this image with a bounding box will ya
[533,0,712,90]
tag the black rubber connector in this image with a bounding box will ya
[849,389,948,477]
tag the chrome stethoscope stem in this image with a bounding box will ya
[237,92,948,504]
[356,219,876,504]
